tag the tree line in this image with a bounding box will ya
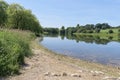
[0,0,42,35]
[43,23,120,35]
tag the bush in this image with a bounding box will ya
[77,28,86,33]
[118,29,120,32]
[87,30,94,33]
[108,30,114,34]
[95,28,101,33]
[0,30,35,76]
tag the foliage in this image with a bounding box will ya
[0,29,35,76]
[87,30,94,33]
[85,24,94,30]
[66,27,77,34]
[95,28,101,33]
[0,0,8,27]
[43,28,59,34]
[118,29,120,32]
[0,1,42,35]
[108,30,114,34]
[60,26,65,35]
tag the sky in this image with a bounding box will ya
[5,0,120,28]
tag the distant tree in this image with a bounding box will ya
[66,27,77,34]
[43,28,59,34]
[87,30,94,33]
[60,26,65,35]
[101,23,111,29]
[85,24,94,30]
[108,30,114,34]
[95,28,101,33]
[118,29,120,32]
[76,28,86,33]
[76,24,80,28]
[95,23,102,29]
[117,26,120,28]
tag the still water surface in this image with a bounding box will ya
[40,35,120,66]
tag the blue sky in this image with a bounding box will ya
[5,0,120,27]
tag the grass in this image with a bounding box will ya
[100,28,119,33]
[74,28,120,41]
[0,29,35,76]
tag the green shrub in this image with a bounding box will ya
[95,28,101,33]
[0,29,35,76]
[118,29,120,32]
[108,29,114,34]
[87,30,94,33]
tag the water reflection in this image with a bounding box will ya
[40,34,120,66]
[43,33,120,45]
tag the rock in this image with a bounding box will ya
[44,72,50,76]
[78,70,83,73]
[90,71,94,73]
[62,72,67,76]
[71,73,81,77]
[117,67,120,70]
[103,76,120,80]
[52,73,61,76]
[118,77,120,79]
[92,74,97,76]
[94,71,104,75]
[91,70,104,76]
[103,76,110,80]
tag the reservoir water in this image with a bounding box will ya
[40,35,120,66]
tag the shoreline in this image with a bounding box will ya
[7,38,120,80]
[36,39,120,77]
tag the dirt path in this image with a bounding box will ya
[6,46,119,80]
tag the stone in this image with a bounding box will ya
[44,72,50,76]
[103,76,119,80]
[52,73,61,76]
[78,70,83,73]
[90,71,94,73]
[62,72,67,76]
[94,71,104,75]
[92,74,97,76]
[71,73,81,77]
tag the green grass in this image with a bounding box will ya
[0,29,35,76]
[74,28,120,41]
[100,28,119,33]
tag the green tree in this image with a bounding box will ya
[108,30,114,34]
[95,28,101,33]
[43,28,59,34]
[101,23,111,29]
[95,23,102,29]
[60,26,65,35]
[66,27,77,34]
[6,4,24,28]
[0,0,8,27]
[6,4,42,34]
[118,29,120,33]
[85,24,94,30]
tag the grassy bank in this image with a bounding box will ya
[0,29,35,76]
[74,29,120,41]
